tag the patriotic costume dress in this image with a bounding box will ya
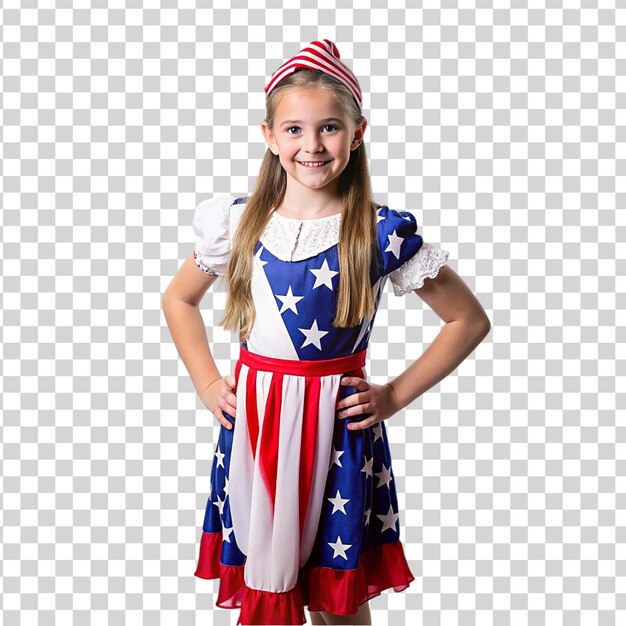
[192,194,449,624]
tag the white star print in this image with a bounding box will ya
[327,489,350,515]
[328,535,352,560]
[376,504,399,533]
[298,319,329,350]
[222,524,234,543]
[213,493,226,516]
[364,506,372,525]
[361,455,374,477]
[275,285,304,314]
[310,258,338,290]
[328,446,345,469]
[384,229,404,260]
[375,463,393,489]
[372,422,383,443]
[215,445,225,469]
[223,475,229,496]
[255,245,268,267]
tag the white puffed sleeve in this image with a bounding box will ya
[192,194,237,276]
[387,240,450,296]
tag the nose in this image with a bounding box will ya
[302,131,325,154]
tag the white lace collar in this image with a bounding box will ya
[260,210,343,262]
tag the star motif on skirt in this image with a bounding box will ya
[376,504,399,533]
[364,506,372,526]
[328,445,345,470]
[372,422,383,443]
[223,475,229,496]
[222,524,234,543]
[360,454,373,477]
[375,463,393,489]
[327,489,349,515]
[215,445,225,469]
[328,535,352,560]
[213,493,226,515]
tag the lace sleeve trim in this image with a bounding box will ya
[387,242,450,296]
[193,251,225,276]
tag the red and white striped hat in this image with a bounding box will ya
[265,39,363,112]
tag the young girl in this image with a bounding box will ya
[163,39,490,626]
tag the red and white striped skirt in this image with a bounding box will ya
[229,346,366,623]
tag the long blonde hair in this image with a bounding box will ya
[220,69,381,343]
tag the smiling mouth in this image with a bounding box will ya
[297,160,331,168]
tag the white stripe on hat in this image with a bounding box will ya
[265,39,362,111]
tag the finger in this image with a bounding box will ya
[337,404,355,419]
[348,418,372,430]
[337,389,363,411]
[338,398,372,419]
[220,399,237,420]
[221,386,238,407]
[217,401,236,428]
[224,390,238,410]
[337,398,357,418]
[341,376,368,389]
[215,411,233,430]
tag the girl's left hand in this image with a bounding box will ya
[336,377,402,430]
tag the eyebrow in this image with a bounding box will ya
[280,117,344,127]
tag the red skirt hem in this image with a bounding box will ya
[194,530,415,623]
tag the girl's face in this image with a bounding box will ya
[261,87,366,196]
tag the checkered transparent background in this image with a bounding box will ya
[2,3,624,625]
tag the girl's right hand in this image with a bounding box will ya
[199,374,238,430]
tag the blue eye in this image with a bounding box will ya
[286,124,339,134]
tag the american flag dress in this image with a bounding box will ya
[191,194,450,625]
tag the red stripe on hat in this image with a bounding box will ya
[306,40,362,97]
[281,49,362,103]
[265,40,362,110]
[266,52,361,105]
[269,44,357,93]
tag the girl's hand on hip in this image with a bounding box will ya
[336,377,402,430]
[198,374,237,430]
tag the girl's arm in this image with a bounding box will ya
[162,252,223,395]
[387,264,491,410]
